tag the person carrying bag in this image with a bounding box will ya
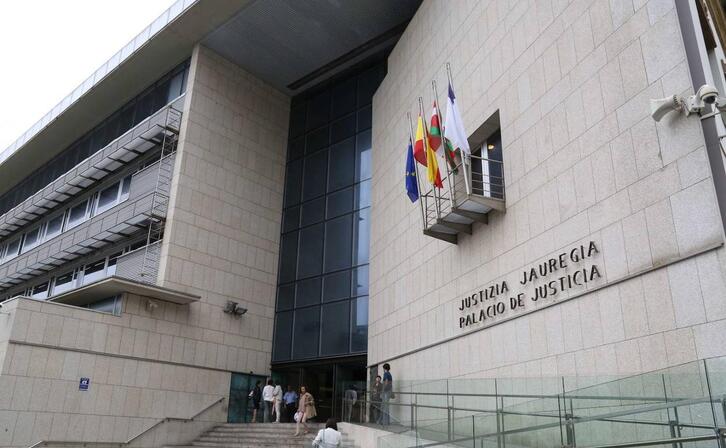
[313,418,342,447]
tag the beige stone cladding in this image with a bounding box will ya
[158,45,290,375]
[0,297,228,447]
[369,0,726,382]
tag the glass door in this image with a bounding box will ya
[228,372,267,423]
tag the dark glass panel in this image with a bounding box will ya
[327,187,353,219]
[284,159,303,207]
[273,311,294,361]
[277,285,295,311]
[355,130,372,182]
[288,137,305,161]
[330,114,357,143]
[328,137,355,192]
[293,307,320,359]
[279,231,299,283]
[296,277,321,307]
[302,151,327,201]
[321,301,350,355]
[353,208,370,265]
[297,223,324,279]
[331,77,357,118]
[305,126,329,155]
[300,197,325,227]
[323,270,351,302]
[357,105,372,131]
[352,265,369,297]
[351,297,368,352]
[324,214,352,273]
[306,90,330,131]
[283,207,300,233]
[354,179,371,210]
[357,65,384,105]
[289,104,307,138]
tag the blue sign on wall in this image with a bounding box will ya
[79,377,90,391]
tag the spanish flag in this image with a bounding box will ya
[415,115,443,188]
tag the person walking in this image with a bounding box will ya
[371,375,382,424]
[250,381,262,423]
[262,379,275,423]
[312,418,342,447]
[283,385,298,423]
[381,363,393,426]
[294,385,317,436]
[343,385,357,422]
[272,381,283,423]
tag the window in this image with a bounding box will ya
[3,237,21,263]
[96,181,121,215]
[66,199,90,229]
[85,295,121,315]
[52,270,77,295]
[21,225,44,253]
[107,252,121,277]
[95,175,132,216]
[82,259,106,285]
[31,282,49,300]
[45,213,64,241]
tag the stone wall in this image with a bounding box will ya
[0,297,228,447]
[158,45,290,375]
[369,0,726,381]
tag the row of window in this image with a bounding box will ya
[0,60,189,217]
[0,175,132,265]
[4,239,148,303]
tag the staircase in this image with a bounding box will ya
[168,423,360,448]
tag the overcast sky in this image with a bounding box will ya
[0,0,175,150]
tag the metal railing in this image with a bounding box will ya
[342,357,726,448]
[418,153,505,231]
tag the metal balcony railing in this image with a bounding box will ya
[419,154,506,244]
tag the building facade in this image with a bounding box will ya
[0,0,726,446]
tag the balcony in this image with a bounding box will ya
[419,154,505,244]
[0,156,174,290]
[0,102,182,238]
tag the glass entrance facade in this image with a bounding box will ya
[273,60,385,362]
[271,56,386,421]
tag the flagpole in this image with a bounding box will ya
[446,63,472,196]
[432,79,457,210]
[407,112,426,230]
[419,96,441,220]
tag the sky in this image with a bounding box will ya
[0,0,176,151]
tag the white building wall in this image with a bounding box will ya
[369,0,726,382]
[158,45,290,375]
[0,297,228,447]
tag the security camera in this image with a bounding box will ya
[650,95,684,122]
[224,301,248,316]
[697,84,719,104]
[685,84,722,115]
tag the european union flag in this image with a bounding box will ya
[405,139,419,203]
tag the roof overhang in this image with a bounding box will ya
[0,0,421,198]
[49,275,200,306]
[0,0,251,197]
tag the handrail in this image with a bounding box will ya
[28,396,225,448]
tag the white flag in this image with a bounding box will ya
[444,83,470,156]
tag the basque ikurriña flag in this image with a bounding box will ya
[405,138,419,203]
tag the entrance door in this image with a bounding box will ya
[228,372,267,423]
[303,364,335,421]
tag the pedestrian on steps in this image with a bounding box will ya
[294,385,317,436]
[272,381,283,423]
[262,379,275,423]
[313,418,342,447]
[249,381,262,423]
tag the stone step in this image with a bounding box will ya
[198,435,356,443]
